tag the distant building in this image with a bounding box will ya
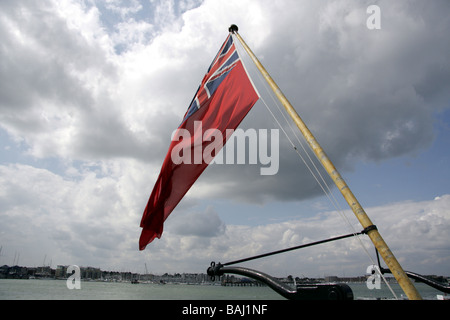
[80,267,101,280]
[0,265,29,279]
[324,276,339,282]
[56,265,68,278]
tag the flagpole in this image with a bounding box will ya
[229,25,422,300]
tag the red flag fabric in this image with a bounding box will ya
[139,34,259,250]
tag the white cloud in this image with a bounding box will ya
[156,194,450,276]
[0,160,448,276]
[0,161,145,266]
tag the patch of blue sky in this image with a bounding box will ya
[0,128,105,181]
[0,128,68,177]
[345,108,450,207]
[91,0,204,54]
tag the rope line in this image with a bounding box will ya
[234,36,398,299]
[221,231,364,267]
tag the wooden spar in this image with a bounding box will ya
[229,25,422,300]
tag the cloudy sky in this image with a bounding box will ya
[1,0,449,284]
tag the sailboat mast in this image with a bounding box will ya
[229,25,422,300]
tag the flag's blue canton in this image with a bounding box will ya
[205,51,239,97]
[207,35,234,73]
[182,36,239,124]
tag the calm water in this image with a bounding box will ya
[0,279,445,300]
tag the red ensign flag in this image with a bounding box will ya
[139,34,259,250]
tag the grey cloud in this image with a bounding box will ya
[168,207,226,238]
[0,1,103,110]
[187,0,450,203]
[0,0,211,164]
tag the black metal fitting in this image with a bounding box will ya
[362,224,378,234]
[229,24,239,33]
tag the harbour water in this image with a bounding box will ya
[0,279,445,300]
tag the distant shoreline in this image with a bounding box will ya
[2,264,448,287]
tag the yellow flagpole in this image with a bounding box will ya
[229,25,422,300]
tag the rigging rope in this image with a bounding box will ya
[234,36,398,299]
[257,83,398,299]
[221,230,366,267]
